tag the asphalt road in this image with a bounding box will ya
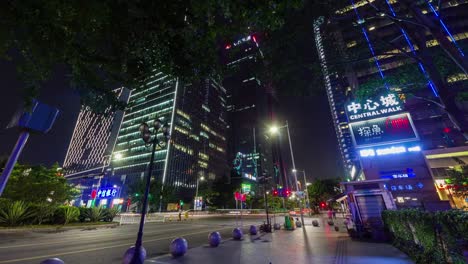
[0,216,270,264]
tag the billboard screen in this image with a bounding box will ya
[349,113,418,147]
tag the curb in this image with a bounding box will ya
[0,223,119,234]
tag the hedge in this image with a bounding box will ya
[382,209,467,264]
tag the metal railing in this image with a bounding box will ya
[119,213,165,225]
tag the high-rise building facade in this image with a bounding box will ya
[223,34,278,188]
[112,71,228,203]
[63,88,130,178]
[315,0,468,181]
[62,88,130,207]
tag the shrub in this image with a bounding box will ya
[30,203,55,225]
[78,207,89,222]
[0,201,34,226]
[103,207,120,222]
[54,206,79,225]
[382,209,467,264]
[84,206,105,222]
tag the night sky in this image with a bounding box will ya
[0,60,341,180]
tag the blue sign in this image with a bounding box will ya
[384,182,424,192]
[380,168,416,179]
[97,188,117,198]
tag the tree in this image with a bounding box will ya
[307,179,341,205]
[0,1,302,112]
[446,166,468,199]
[127,178,176,212]
[2,163,79,205]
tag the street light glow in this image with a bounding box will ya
[200,176,205,181]
[292,169,297,173]
[269,126,279,134]
[114,153,123,160]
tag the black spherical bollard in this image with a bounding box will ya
[122,246,147,264]
[312,220,319,227]
[296,221,302,228]
[274,223,281,230]
[208,231,222,247]
[40,258,65,264]
[232,227,243,240]
[170,237,188,257]
[249,225,257,235]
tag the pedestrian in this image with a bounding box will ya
[327,209,333,220]
[332,209,336,219]
[178,210,182,221]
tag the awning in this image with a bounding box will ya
[328,193,347,203]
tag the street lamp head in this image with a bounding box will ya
[292,169,297,173]
[142,132,152,143]
[306,182,312,186]
[153,119,163,130]
[200,176,205,181]
[269,126,279,134]
[162,123,171,139]
[114,153,123,160]
[139,122,149,134]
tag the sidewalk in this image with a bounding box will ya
[146,223,413,264]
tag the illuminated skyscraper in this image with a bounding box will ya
[223,34,278,187]
[112,71,228,202]
[63,88,130,178]
[314,1,468,181]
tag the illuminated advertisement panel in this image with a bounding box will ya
[349,113,418,148]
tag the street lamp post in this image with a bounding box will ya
[194,176,204,211]
[125,119,170,264]
[294,169,311,210]
[269,121,305,226]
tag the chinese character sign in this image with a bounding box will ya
[346,93,403,121]
[97,188,118,198]
[349,113,418,147]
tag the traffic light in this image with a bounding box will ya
[285,189,291,197]
[320,202,326,209]
[272,189,279,196]
[180,200,184,206]
[442,127,455,147]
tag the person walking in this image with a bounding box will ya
[327,209,333,220]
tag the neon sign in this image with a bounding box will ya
[96,188,117,198]
[233,36,251,46]
[350,113,418,147]
[384,182,424,191]
[380,168,416,179]
[346,93,403,121]
[359,144,421,157]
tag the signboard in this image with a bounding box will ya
[380,168,416,179]
[194,196,203,211]
[384,182,424,192]
[96,188,117,198]
[349,113,418,148]
[346,93,403,122]
[234,192,247,201]
[244,173,257,181]
[241,183,251,193]
[359,144,421,157]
